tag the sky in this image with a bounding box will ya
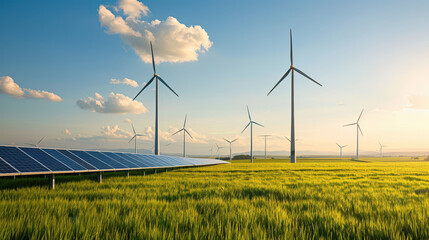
[1,0,429,156]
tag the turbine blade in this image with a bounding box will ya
[37,137,45,145]
[131,123,136,134]
[136,134,145,136]
[133,75,155,100]
[247,105,251,121]
[336,143,341,148]
[128,135,136,143]
[294,67,323,87]
[150,41,156,73]
[343,145,348,148]
[290,28,293,65]
[223,138,230,143]
[157,76,179,97]
[343,123,357,127]
[171,128,184,136]
[285,136,290,142]
[357,109,364,122]
[252,121,264,127]
[185,129,193,139]
[183,114,187,128]
[231,138,238,143]
[358,124,363,136]
[25,143,36,147]
[241,122,251,134]
[267,68,291,96]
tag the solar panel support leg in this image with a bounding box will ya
[98,172,102,183]
[155,169,157,175]
[125,170,129,178]
[142,170,145,176]
[50,174,55,190]
[165,168,167,173]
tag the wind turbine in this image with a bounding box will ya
[215,143,224,160]
[172,114,193,157]
[223,138,238,160]
[259,135,272,159]
[133,41,179,156]
[336,143,348,159]
[343,109,364,160]
[25,137,45,147]
[241,106,264,163]
[379,141,387,158]
[129,124,145,153]
[267,29,322,163]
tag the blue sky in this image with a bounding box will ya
[1,0,429,156]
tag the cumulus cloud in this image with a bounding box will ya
[64,129,71,135]
[101,125,133,139]
[0,76,62,102]
[110,77,139,87]
[406,94,429,110]
[98,0,212,63]
[77,92,147,114]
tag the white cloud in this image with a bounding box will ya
[64,129,71,135]
[101,125,133,139]
[0,76,62,102]
[94,92,104,100]
[110,77,139,87]
[99,1,212,63]
[99,5,142,37]
[77,92,147,114]
[406,94,429,110]
[118,0,149,20]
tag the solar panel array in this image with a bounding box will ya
[0,146,228,176]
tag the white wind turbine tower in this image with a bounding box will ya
[215,143,224,160]
[259,135,272,159]
[129,124,145,153]
[267,29,323,164]
[25,137,45,147]
[242,106,264,163]
[336,143,348,159]
[133,42,179,156]
[379,141,387,158]
[172,114,193,157]
[223,138,238,160]
[343,109,364,160]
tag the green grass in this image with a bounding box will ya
[1,160,429,239]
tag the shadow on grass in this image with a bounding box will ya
[0,169,163,190]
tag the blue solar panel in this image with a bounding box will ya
[19,147,72,172]
[69,150,113,170]
[86,151,127,169]
[0,157,18,174]
[41,149,87,171]
[146,155,174,166]
[101,152,140,168]
[0,146,50,173]
[57,150,97,170]
[124,153,156,167]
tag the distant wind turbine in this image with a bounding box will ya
[129,124,145,153]
[133,41,179,156]
[25,137,45,147]
[336,143,348,159]
[223,138,238,160]
[241,106,264,163]
[267,29,322,163]
[379,141,387,158]
[259,135,272,159]
[215,143,224,160]
[172,114,193,157]
[343,109,364,160]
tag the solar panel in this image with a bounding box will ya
[41,149,87,171]
[86,151,128,169]
[19,147,72,172]
[0,146,50,173]
[119,153,153,167]
[101,152,140,168]
[145,155,174,166]
[0,157,18,174]
[68,150,113,170]
[57,150,97,170]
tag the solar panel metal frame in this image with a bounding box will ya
[19,147,74,173]
[0,145,229,177]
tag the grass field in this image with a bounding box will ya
[1,158,429,239]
